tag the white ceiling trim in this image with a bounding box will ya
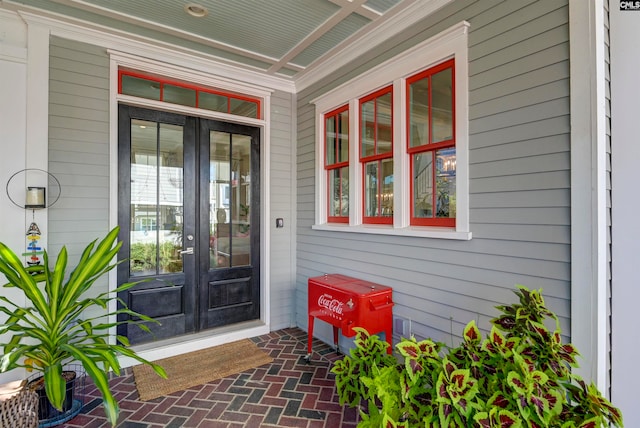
[327,0,381,20]
[295,0,454,92]
[15,9,296,93]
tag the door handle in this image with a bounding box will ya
[180,247,194,255]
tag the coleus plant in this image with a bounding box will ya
[331,286,623,428]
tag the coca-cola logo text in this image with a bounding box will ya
[318,294,344,315]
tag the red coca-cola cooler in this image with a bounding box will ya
[306,274,394,361]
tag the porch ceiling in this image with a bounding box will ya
[2,0,420,82]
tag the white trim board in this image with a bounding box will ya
[568,0,607,390]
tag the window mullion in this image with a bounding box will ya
[350,98,361,226]
[393,78,406,228]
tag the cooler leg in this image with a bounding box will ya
[304,315,314,363]
[385,327,393,354]
[333,326,340,354]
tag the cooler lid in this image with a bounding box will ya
[308,274,392,297]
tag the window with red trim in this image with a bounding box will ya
[360,86,393,224]
[118,70,261,119]
[325,105,349,223]
[407,59,455,227]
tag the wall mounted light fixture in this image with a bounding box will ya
[25,186,46,209]
[5,169,61,210]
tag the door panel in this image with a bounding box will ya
[199,120,260,330]
[118,106,260,345]
[118,105,196,344]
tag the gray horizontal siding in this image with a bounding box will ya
[295,0,571,348]
[48,37,110,265]
[269,90,296,330]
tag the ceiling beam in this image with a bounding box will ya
[267,0,369,75]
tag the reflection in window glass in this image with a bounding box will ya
[210,132,251,269]
[122,75,160,100]
[381,159,393,217]
[158,123,184,274]
[118,71,262,120]
[409,76,429,148]
[201,92,228,114]
[164,84,196,107]
[413,152,433,218]
[376,92,392,155]
[407,59,456,226]
[361,100,375,157]
[230,98,258,119]
[325,106,349,222]
[129,120,184,276]
[364,160,393,219]
[436,148,456,218]
[432,68,453,143]
[329,167,349,218]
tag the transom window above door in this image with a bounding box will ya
[118,69,262,119]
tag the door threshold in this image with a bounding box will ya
[118,320,269,368]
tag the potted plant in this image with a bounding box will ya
[0,226,167,427]
[332,285,624,427]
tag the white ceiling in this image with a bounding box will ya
[2,0,428,83]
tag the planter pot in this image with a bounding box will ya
[27,371,76,421]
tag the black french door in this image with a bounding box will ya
[117,105,260,344]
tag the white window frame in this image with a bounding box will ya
[312,21,471,240]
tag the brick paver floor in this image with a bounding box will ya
[58,328,359,427]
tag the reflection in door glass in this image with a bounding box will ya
[130,119,184,276]
[210,131,251,268]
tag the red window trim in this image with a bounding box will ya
[118,69,262,119]
[359,86,394,225]
[325,105,349,223]
[359,85,394,162]
[406,59,456,227]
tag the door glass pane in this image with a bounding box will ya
[158,123,184,273]
[210,132,251,268]
[130,120,184,276]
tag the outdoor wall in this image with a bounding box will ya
[48,37,111,265]
[269,90,297,329]
[295,0,572,350]
[46,36,296,331]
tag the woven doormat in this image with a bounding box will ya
[132,339,273,401]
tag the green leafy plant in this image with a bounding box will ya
[0,227,167,426]
[332,285,623,428]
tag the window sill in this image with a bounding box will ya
[311,223,472,240]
